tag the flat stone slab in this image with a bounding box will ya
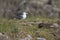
[37,38,46,40]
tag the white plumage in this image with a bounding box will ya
[22,12,27,19]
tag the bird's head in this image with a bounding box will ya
[23,12,28,15]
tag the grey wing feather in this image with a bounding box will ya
[15,15,23,19]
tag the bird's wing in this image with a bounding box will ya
[15,15,23,19]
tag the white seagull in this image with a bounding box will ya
[16,12,28,19]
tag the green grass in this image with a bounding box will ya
[0,17,60,40]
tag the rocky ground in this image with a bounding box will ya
[0,0,60,18]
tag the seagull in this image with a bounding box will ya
[15,12,28,19]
